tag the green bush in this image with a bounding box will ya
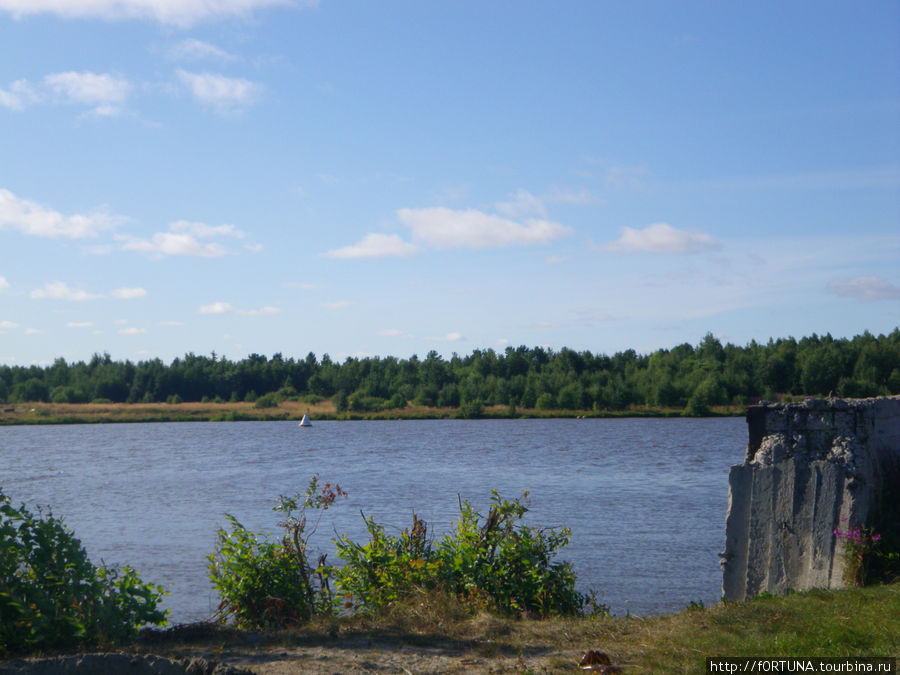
[333,491,589,617]
[0,490,167,656]
[253,393,279,409]
[208,477,346,629]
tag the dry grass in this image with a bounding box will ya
[0,400,744,425]
[127,583,900,673]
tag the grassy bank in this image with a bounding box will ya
[0,400,745,425]
[130,583,899,673]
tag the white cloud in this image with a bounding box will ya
[24,327,41,335]
[322,300,352,310]
[397,207,572,249]
[169,39,235,62]
[159,320,183,326]
[30,281,100,301]
[0,79,40,110]
[120,231,227,257]
[120,220,250,258]
[199,302,279,315]
[827,277,900,301]
[494,189,547,219]
[324,233,418,259]
[170,219,245,238]
[0,188,119,238]
[111,287,148,299]
[67,321,94,328]
[0,276,9,292]
[0,320,18,330]
[426,331,465,342]
[176,69,261,113]
[43,71,132,116]
[0,0,310,27]
[118,327,147,335]
[603,223,721,254]
[243,306,280,316]
[200,301,234,314]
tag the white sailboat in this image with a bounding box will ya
[298,412,312,427]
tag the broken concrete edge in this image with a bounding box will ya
[722,395,900,602]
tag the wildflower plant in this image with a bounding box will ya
[207,476,346,628]
[833,523,882,586]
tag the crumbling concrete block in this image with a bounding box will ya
[721,396,900,601]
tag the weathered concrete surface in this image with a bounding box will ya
[721,396,900,601]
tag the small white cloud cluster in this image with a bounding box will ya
[118,220,248,258]
[29,281,148,301]
[603,223,721,254]
[324,189,573,259]
[199,302,280,316]
[0,189,119,238]
[0,0,310,28]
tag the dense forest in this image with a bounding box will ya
[1,331,898,415]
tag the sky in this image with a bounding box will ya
[1,0,898,366]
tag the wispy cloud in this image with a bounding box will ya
[0,320,19,330]
[322,300,352,310]
[176,69,261,114]
[603,223,720,254]
[119,220,247,257]
[398,207,572,249]
[827,277,900,301]
[324,233,418,259]
[118,326,147,335]
[0,79,40,111]
[30,281,101,301]
[0,0,312,28]
[425,331,465,342]
[0,188,119,238]
[494,189,547,219]
[377,328,412,338]
[111,287,148,299]
[168,39,236,62]
[0,276,9,292]
[199,301,235,314]
[199,302,280,315]
[43,71,132,116]
[66,321,94,328]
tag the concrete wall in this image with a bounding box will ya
[721,396,900,601]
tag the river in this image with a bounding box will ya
[0,417,746,622]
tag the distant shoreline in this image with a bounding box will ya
[0,400,745,425]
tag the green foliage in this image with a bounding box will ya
[253,393,279,408]
[333,491,588,617]
[1,331,899,414]
[332,514,441,611]
[207,476,346,629]
[0,489,167,656]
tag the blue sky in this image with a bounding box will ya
[1,0,898,366]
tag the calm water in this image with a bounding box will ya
[0,418,746,622]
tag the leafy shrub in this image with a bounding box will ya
[253,393,279,409]
[333,491,589,617]
[91,398,114,405]
[207,477,346,628]
[333,514,441,611]
[0,489,167,656]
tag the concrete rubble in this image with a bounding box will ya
[721,396,900,601]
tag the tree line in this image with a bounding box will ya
[1,330,898,414]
